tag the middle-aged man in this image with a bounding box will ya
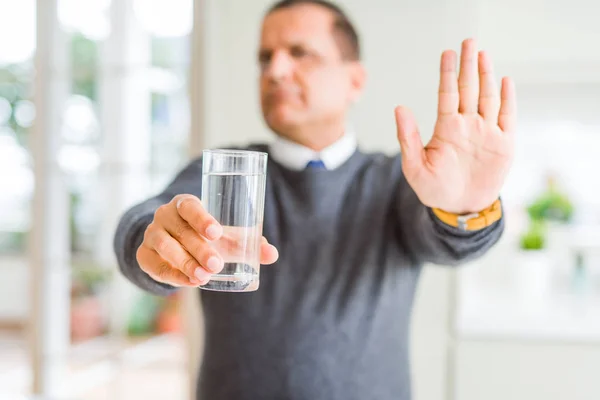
[114,0,516,399]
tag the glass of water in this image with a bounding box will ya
[200,149,268,292]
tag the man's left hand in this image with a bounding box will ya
[395,38,516,215]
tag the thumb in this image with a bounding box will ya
[394,106,423,168]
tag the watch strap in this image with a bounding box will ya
[431,199,502,231]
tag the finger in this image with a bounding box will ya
[438,50,459,116]
[137,246,200,286]
[147,225,211,281]
[395,106,424,169]
[164,215,224,274]
[477,51,500,121]
[458,38,479,114]
[175,194,223,240]
[260,238,279,265]
[498,77,517,133]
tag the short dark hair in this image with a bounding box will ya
[266,0,361,61]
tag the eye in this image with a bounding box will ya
[290,46,308,59]
[258,51,272,67]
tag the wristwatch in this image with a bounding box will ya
[431,199,502,231]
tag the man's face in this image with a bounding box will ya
[258,4,364,139]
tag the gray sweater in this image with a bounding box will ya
[114,143,503,400]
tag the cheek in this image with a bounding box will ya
[310,76,350,108]
[259,79,269,102]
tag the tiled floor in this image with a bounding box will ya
[0,331,189,400]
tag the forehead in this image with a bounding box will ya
[260,5,338,50]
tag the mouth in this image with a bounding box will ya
[266,86,301,102]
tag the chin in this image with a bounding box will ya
[264,106,301,133]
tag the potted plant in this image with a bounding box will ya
[519,219,546,251]
[70,263,112,342]
[156,292,182,334]
[526,178,573,224]
[527,174,574,248]
[126,292,182,337]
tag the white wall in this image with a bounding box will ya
[477,0,600,82]
[456,340,600,400]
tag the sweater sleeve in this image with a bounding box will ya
[113,156,204,296]
[394,171,505,267]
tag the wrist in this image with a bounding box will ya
[431,198,502,231]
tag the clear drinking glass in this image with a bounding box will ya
[200,149,268,292]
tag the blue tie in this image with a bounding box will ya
[306,160,326,170]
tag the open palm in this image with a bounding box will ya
[395,39,516,215]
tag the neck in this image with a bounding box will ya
[278,119,346,151]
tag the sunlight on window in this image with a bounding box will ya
[62,95,100,144]
[133,0,193,37]
[0,0,35,65]
[0,129,33,201]
[0,97,11,124]
[57,144,101,176]
[13,100,35,128]
[58,0,111,40]
[146,67,185,93]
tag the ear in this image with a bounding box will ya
[348,62,366,104]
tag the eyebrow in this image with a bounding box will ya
[258,42,320,57]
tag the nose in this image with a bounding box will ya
[263,50,294,82]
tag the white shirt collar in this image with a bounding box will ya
[268,132,357,171]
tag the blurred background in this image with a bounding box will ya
[0,0,599,399]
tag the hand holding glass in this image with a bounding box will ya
[200,149,269,292]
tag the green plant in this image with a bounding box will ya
[127,293,162,336]
[71,262,112,298]
[0,231,27,253]
[0,63,33,147]
[519,174,574,251]
[71,33,98,100]
[526,176,574,223]
[519,220,546,250]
